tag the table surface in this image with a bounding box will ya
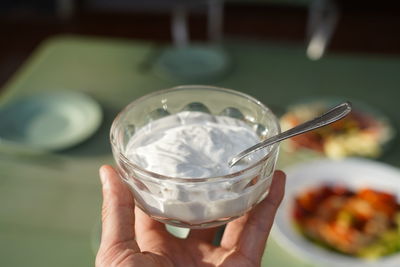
[1,35,399,266]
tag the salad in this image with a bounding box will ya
[293,184,400,259]
[280,101,394,159]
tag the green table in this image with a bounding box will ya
[1,35,399,266]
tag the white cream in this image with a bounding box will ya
[123,111,274,225]
[126,111,262,178]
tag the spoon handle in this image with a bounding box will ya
[229,101,352,167]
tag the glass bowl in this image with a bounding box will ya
[110,85,280,228]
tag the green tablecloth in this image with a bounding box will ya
[1,35,399,266]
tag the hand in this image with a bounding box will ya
[96,165,285,267]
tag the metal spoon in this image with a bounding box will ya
[229,101,352,167]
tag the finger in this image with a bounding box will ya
[222,171,285,250]
[220,213,250,250]
[135,206,170,250]
[135,206,168,234]
[98,165,139,252]
[187,227,219,244]
[238,171,286,263]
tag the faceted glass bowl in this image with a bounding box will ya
[110,85,280,228]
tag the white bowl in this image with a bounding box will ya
[273,158,400,267]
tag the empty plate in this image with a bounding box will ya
[155,45,230,82]
[0,90,102,151]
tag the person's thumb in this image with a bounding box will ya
[97,165,139,255]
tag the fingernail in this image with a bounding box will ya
[99,167,108,186]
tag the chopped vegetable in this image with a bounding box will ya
[280,102,393,159]
[293,185,400,259]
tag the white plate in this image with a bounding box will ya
[0,90,102,151]
[273,158,400,267]
[154,46,230,82]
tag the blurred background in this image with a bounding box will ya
[1,1,400,266]
[1,0,400,87]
